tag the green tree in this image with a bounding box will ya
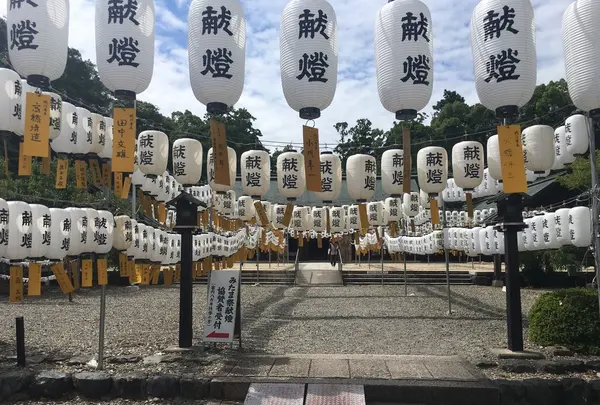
[333,119,385,169]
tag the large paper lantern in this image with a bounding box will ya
[375,0,434,120]
[188,0,246,113]
[0,198,8,259]
[486,135,502,180]
[521,125,555,173]
[329,206,345,233]
[277,150,306,200]
[569,207,592,248]
[470,0,536,118]
[51,101,78,155]
[562,0,600,116]
[47,208,70,261]
[381,149,404,196]
[172,138,203,186]
[237,196,255,221]
[312,207,327,232]
[29,204,51,259]
[314,151,341,202]
[113,215,133,252]
[137,130,168,177]
[346,154,377,202]
[417,146,447,195]
[452,141,483,190]
[565,114,589,156]
[241,150,270,198]
[95,0,155,95]
[280,0,338,119]
[207,146,237,193]
[7,0,69,88]
[6,201,32,261]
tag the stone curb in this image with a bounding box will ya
[479,359,600,375]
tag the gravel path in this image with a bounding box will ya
[0,284,547,364]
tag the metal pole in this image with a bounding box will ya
[493,254,503,287]
[256,245,260,284]
[587,116,600,317]
[368,249,371,269]
[16,317,25,367]
[380,228,385,285]
[179,228,194,348]
[442,200,452,314]
[403,252,407,296]
[98,186,110,370]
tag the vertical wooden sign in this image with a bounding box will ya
[9,266,23,303]
[121,176,132,199]
[23,92,51,158]
[303,126,322,192]
[75,161,87,189]
[112,108,136,173]
[97,258,108,286]
[18,143,32,176]
[28,263,42,296]
[55,159,68,189]
[210,120,230,186]
[498,125,528,194]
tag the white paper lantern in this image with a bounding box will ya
[329,206,345,233]
[144,226,155,261]
[113,215,133,252]
[89,113,105,154]
[542,212,561,250]
[6,201,32,261]
[98,117,113,161]
[0,69,23,135]
[241,150,270,197]
[346,154,377,202]
[255,201,272,226]
[531,214,545,250]
[384,197,402,222]
[565,114,589,157]
[291,206,310,231]
[271,204,287,229]
[82,208,99,254]
[171,138,202,186]
[486,135,502,181]
[220,190,236,216]
[417,146,447,195]
[314,152,342,202]
[75,107,94,156]
[367,201,384,226]
[347,204,361,230]
[0,198,8,259]
[381,149,405,196]
[280,0,338,119]
[375,0,433,119]
[95,0,155,94]
[553,126,573,169]
[312,207,327,232]
[562,0,600,115]
[44,91,62,141]
[29,204,51,259]
[237,196,255,222]
[277,150,306,200]
[65,208,84,256]
[452,141,484,190]
[95,211,114,255]
[521,125,555,173]
[126,219,139,259]
[47,208,69,261]
[188,0,246,113]
[207,146,237,193]
[470,0,536,116]
[402,192,419,217]
[569,207,592,248]
[7,0,69,86]
[51,101,78,155]
[554,208,571,247]
[137,130,169,176]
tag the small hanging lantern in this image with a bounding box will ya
[347,204,361,230]
[486,135,502,181]
[277,149,306,201]
[90,113,106,156]
[565,114,589,157]
[521,125,555,173]
[75,107,94,157]
[314,151,341,203]
[569,206,592,248]
[6,201,32,261]
[384,197,402,222]
[29,204,51,260]
[0,198,8,259]
[51,101,78,156]
[417,146,447,196]
[402,192,419,217]
[172,138,203,186]
[280,0,338,120]
[98,117,113,161]
[346,154,377,202]
[113,215,133,252]
[312,207,327,232]
[95,211,114,255]
[452,141,483,191]
[329,206,345,233]
[207,146,237,193]
[367,201,384,227]
[188,0,246,114]
[381,149,404,197]
[47,208,70,261]
[241,150,270,198]
[137,130,169,177]
[237,196,256,222]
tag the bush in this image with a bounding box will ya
[528,288,600,354]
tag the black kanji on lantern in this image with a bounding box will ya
[21,233,32,248]
[365,160,376,173]
[298,9,329,39]
[282,174,298,189]
[22,211,32,227]
[485,48,520,83]
[392,171,403,185]
[246,172,261,187]
[321,160,333,174]
[392,153,403,167]
[364,176,376,190]
[201,48,233,79]
[464,163,481,179]
[426,152,443,166]
[483,5,518,41]
[0,209,7,224]
[107,37,140,67]
[10,20,39,51]
[245,155,262,170]
[463,146,481,161]
[401,55,430,85]
[107,0,139,25]
[9,0,37,9]
[426,169,443,184]
[401,12,429,42]
[297,52,329,83]
[321,177,332,192]
[173,144,186,159]
[202,6,233,36]
[42,214,51,228]
[282,157,299,172]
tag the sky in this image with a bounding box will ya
[2,0,574,150]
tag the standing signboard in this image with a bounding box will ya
[203,270,241,343]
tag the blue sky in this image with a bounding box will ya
[3,0,574,149]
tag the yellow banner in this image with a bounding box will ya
[358,203,369,236]
[55,159,68,189]
[9,266,23,303]
[498,125,528,194]
[27,263,41,297]
[51,263,74,294]
[18,143,32,176]
[75,160,87,189]
[97,258,108,286]
[81,259,93,287]
[303,126,322,192]
[23,92,51,158]
[112,107,136,173]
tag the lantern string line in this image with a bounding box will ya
[44,86,577,152]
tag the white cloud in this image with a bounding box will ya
[2,0,575,149]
